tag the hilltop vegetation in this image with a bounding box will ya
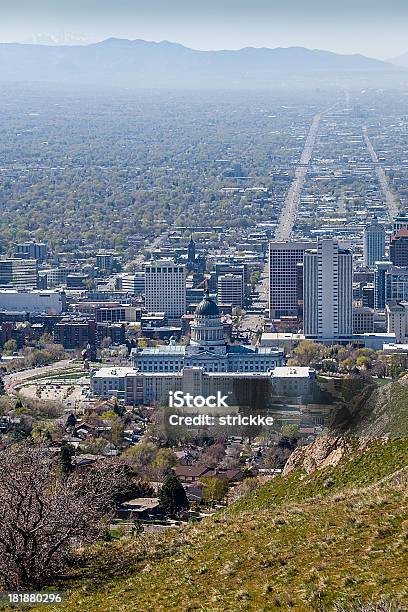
[16,437,408,612]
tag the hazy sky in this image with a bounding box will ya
[1,0,407,59]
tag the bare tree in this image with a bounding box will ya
[0,442,124,590]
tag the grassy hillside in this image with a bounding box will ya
[331,376,408,439]
[15,438,408,612]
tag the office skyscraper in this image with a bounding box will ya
[144,260,186,320]
[217,273,244,308]
[363,217,385,268]
[374,261,393,309]
[303,239,353,339]
[268,241,315,319]
[390,229,408,267]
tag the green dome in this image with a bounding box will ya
[195,290,219,316]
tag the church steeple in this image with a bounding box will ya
[187,235,196,262]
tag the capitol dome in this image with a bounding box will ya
[190,290,224,350]
[195,290,219,317]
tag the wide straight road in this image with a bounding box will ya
[362,126,399,220]
[274,112,322,241]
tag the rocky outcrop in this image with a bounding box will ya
[283,436,356,476]
[331,377,408,439]
[283,377,408,477]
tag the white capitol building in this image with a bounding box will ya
[131,290,284,373]
[90,292,315,405]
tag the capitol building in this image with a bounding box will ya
[88,292,317,407]
[131,291,284,374]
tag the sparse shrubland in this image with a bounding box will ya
[9,437,407,612]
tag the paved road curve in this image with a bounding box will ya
[363,126,399,220]
[4,359,74,395]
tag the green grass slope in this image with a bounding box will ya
[18,438,408,612]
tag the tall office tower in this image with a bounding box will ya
[144,260,186,320]
[217,273,244,308]
[385,267,408,304]
[14,241,47,262]
[0,259,38,289]
[296,262,304,321]
[390,229,408,266]
[268,241,315,319]
[303,239,353,340]
[393,212,408,234]
[363,217,385,268]
[374,261,393,309]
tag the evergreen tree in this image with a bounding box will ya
[158,474,189,517]
[113,402,125,417]
[66,413,77,428]
[60,442,75,474]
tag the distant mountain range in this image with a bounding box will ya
[390,51,408,68]
[0,38,402,88]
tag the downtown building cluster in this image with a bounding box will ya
[265,212,408,356]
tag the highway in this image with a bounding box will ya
[362,126,400,220]
[274,112,322,241]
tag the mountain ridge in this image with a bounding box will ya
[0,38,400,88]
[390,51,408,68]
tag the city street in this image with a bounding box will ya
[363,125,400,220]
[4,359,74,395]
[274,112,322,241]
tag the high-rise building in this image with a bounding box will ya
[14,241,47,262]
[386,301,408,343]
[0,259,38,289]
[303,239,353,340]
[217,273,243,308]
[393,212,408,234]
[385,267,408,304]
[390,228,408,266]
[215,263,248,297]
[362,283,375,309]
[144,260,186,320]
[374,261,393,309]
[268,241,315,319]
[363,217,385,268]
